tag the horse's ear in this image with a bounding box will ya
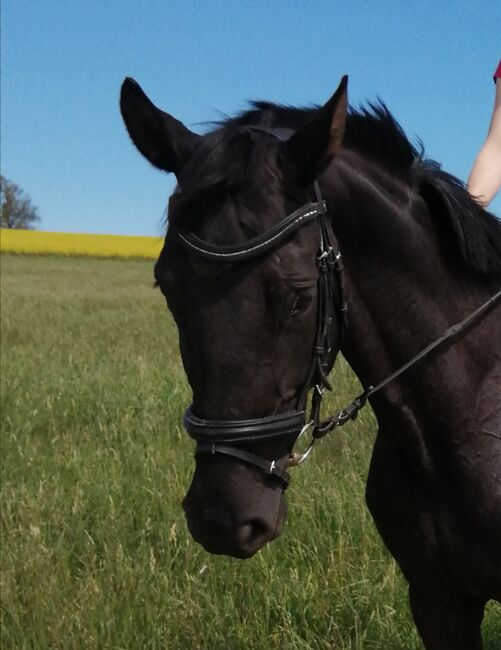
[120,78,200,176]
[283,75,348,184]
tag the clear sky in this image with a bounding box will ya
[1,1,500,236]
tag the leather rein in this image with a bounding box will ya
[175,126,501,487]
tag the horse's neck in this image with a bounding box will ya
[323,155,497,436]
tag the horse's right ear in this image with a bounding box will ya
[282,75,348,185]
[120,78,200,176]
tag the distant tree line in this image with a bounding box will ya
[1,176,40,229]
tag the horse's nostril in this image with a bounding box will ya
[236,519,270,548]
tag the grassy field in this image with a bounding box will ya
[1,254,500,649]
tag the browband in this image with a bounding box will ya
[176,200,327,262]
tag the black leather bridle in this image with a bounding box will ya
[175,126,501,488]
[177,126,347,487]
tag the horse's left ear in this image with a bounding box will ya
[283,75,348,184]
[120,78,200,176]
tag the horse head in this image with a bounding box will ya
[120,76,348,557]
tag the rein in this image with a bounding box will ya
[176,126,501,487]
[293,287,501,463]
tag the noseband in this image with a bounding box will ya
[177,126,347,487]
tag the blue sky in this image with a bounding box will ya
[1,1,500,236]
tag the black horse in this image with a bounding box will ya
[120,76,501,649]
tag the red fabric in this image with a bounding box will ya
[494,59,501,81]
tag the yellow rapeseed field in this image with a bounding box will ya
[0,229,163,259]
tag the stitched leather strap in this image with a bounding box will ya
[176,200,326,262]
[184,407,305,443]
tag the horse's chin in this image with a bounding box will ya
[200,543,259,559]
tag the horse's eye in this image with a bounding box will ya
[289,297,301,317]
[289,293,311,318]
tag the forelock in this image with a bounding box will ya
[171,126,282,225]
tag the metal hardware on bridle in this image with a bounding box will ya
[176,124,501,486]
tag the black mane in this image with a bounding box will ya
[227,99,419,178]
[169,101,501,283]
[225,99,501,280]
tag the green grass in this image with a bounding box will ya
[1,254,499,649]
